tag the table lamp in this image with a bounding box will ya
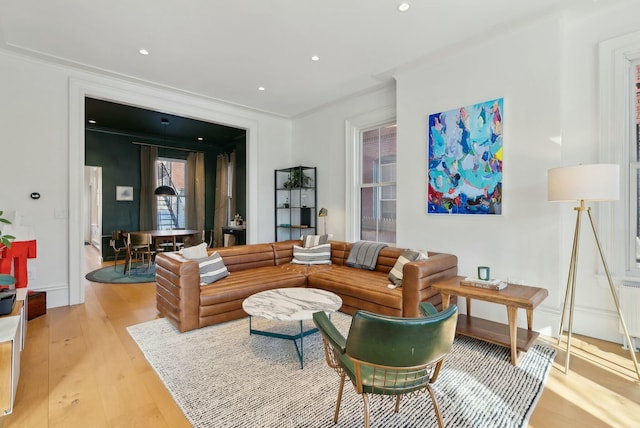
[548,163,640,379]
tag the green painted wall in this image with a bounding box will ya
[85,129,246,260]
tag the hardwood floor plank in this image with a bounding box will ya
[139,370,191,428]
[47,306,109,428]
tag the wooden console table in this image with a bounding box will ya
[432,276,548,366]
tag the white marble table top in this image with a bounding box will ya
[242,288,342,321]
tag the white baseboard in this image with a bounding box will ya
[28,284,69,308]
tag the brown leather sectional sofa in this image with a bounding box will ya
[155,240,458,332]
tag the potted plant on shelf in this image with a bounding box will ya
[284,168,312,188]
[0,211,16,290]
[0,211,15,249]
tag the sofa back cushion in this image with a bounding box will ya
[272,240,299,265]
[215,240,405,273]
[329,241,349,266]
[373,247,406,273]
[213,243,276,272]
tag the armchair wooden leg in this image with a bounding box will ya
[362,393,370,428]
[333,373,345,424]
[427,384,444,428]
[394,395,401,413]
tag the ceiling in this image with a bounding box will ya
[85,97,246,148]
[0,0,616,120]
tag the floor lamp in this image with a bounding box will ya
[548,164,640,380]
[318,208,328,235]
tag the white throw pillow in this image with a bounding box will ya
[291,244,332,265]
[181,242,209,259]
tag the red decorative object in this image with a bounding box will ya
[0,240,37,288]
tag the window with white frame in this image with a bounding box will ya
[599,33,640,279]
[631,60,640,270]
[359,123,397,244]
[156,158,186,229]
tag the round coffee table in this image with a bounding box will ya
[242,288,342,369]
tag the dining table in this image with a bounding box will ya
[136,229,201,251]
[123,229,201,274]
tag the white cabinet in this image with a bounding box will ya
[0,289,26,415]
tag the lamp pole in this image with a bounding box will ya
[549,163,640,380]
[557,200,640,380]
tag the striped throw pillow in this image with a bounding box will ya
[197,251,230,285]
[291,244,331,265]
[388,250,428,286]
[302,234,329,248]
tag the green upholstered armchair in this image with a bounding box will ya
[312,302,458,428]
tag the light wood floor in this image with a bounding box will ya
[1,245,639,427]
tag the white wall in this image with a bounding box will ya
[0,49,292,308]
[395,16,563,335]
[292,3,640,343]
[293,87,396,241]
[558,1,640,341]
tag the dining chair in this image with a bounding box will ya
[109,230,128,271]
[128,232,155,273]
[205,229,215,247]
[313,302,458,428]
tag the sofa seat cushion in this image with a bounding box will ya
[200,266,306,307]
[307,266,402,313]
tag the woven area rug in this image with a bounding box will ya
[127,313,556,428]
[85,263,155,284]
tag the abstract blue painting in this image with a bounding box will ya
[427,98,503,215]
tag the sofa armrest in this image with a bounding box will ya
[155,252,201,332]
[401,252,458,317]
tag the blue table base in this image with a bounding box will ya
[248,317,319,369]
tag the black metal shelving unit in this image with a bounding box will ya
[274,166,317,241]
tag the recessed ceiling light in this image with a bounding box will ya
[139,49,149,55]
[397,2,410,12]
[311,55,320,61]
[88,119,96,124]
[258,86,265,91]
[197,137,204,141]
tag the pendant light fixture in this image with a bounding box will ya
[154,118,177,196]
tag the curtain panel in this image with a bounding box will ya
[139,146,158,230]
[186,152,205,231]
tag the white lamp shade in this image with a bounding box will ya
[547,163,620,202]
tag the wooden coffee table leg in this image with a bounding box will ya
[506,306,519,365]
[527,309,533,330]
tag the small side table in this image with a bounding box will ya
[432,276,548,366]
